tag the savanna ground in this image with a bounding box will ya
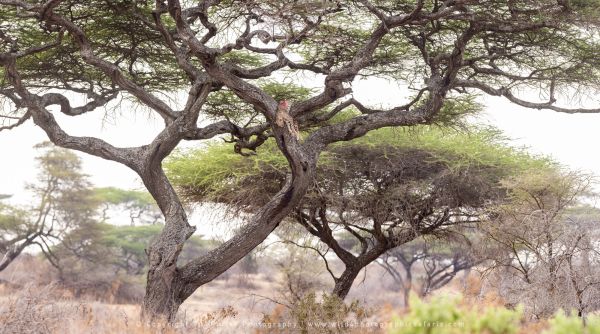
[0,253,550,334]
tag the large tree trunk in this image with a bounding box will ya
[140,133,316,322]
[330,244,393,300]
[141,259,186,323]
[140,211,192,322]
[139,166,196,322]
[332,267,361,299]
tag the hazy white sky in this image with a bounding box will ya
[2,79,600,206]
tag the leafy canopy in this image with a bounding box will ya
[165,125,552,206]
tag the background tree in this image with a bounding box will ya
[0,197,47,271]
[378,236,477,307]
[1,0,599,321]
[0,144,94,272]
[166,125,549,299]
[52,222,214,302]
[0,144,214,304]
[93,187,163,226]
[272,243,330,306]
[480,170,600,318]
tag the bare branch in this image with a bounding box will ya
[455,79,600,114]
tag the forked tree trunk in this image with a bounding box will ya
[330,245,392,300]
[139,136,316,322]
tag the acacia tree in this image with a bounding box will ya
[53,222,213,301]
[1,0,599,321]
[0,198,50,271]
[379,237,476,306]
[93,187,163,226]
[0,144,95,272]
[166,126,547,299]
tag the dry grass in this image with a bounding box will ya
[0,255,278,333]
[0,256,554,334]
[0,273,553,334]
[0,262,287,334]
[0,271,392,334]
[0,283,245,334]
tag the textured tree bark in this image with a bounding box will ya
[139,175,315,322]
[332,268,361,299]
[141,243,186,322]
[140,210,191,322]
[138,164,196,322]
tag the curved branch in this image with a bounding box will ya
[305,100,437,148]
[41,92,118,116]
[0,111,30,131]
[455,79,600,114]
[3,55,142,167]
[283,240,338,282]
[34,7,179,123]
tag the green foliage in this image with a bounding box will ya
[218,50,266,68]
[349,126,551,173]
[33,142,85,182]
[32,144,98,227]
[93,187,156,208]
[56,222,212,275]
[390,294,523,334]
[2,0,600,130]
[500,169,594,208]
[165,125,551,205]
[92,187,162,225]
[20,144,165,275]
[0,144,102,272]
[571,0,600,19]
[260,81,314,102]
[294,19,417,75]
[543,311,600,334]
[0,204,28,237]
[294,22,373,68]
[205,81,313,123]
[166,139,288,203]
[1,1,186,92]
[429,95,482,127]
[98,223,212,270]
[100,223,162,264]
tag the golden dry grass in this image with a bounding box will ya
[0,283,245,334]
[0,257,551,334]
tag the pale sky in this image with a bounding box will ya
[1,79,600,235]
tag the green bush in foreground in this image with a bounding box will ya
[543,312,600,334]
[390,295,600,334]
[389,294,523,334]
